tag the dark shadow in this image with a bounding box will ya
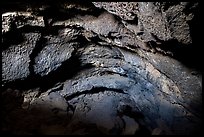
[2,15,92,92]
[148,38,201,73]
[65,87,126,101]
[1,1,202,135]
[2,53,94,92]
[2,23,25,50]
[148,3,201,72]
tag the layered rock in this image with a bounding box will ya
[1,1,201,135]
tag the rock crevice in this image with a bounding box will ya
[1,1,201,135]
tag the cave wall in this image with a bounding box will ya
[1,1,202,135]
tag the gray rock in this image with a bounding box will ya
[122,116,139,135]
[1,1,201,135]
[92,2,139,20]
[2,33,41,82]
[92,2,197,45]
[2,12,44,34]
[29,91,68,116]
[65,90,140,135]
[82,12,119,36]
[34,35,76,76]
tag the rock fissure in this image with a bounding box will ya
[65,87,126,101]
[1,1,201,135]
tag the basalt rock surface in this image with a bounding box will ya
[1,1,202,135]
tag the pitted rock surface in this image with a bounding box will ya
[1,1,201,135]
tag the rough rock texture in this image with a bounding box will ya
[2,33,41,82]
[33,35,77,76]
[93,2,196,45]
[1,1,202,135]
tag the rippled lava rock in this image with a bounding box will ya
[1,1,202,135]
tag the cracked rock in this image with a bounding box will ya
[34,35,77,76]
[2,33,41,83]
[2,12,44,34]
[93,2,197,45]
[1,1,201,135]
